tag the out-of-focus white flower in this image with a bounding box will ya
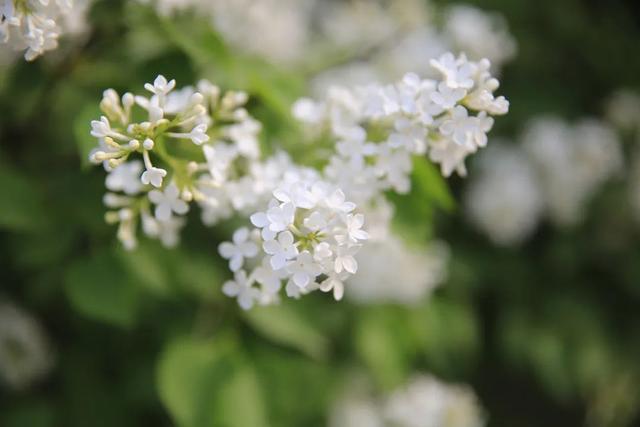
[105,161,143,195]
[148,182,189,221]
[384,374,485,427]
[606,90,640,131]
[222,270,261,310]
[444,5,517,72]
[0,301,53,391]
[465,143,543,246]
[523,117,623,226]
[345,199,449,305]
[218,227,259,272]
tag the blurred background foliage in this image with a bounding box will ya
[1,0,640,426]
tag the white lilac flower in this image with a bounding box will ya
[218,227,259,272]
[148,182,189,221]
[105,161,143,195]
[430,52,474,90]
[0,0,74,61]
[465,143,543,246]
[523,116,622,226]
[222,270,261,310]
[219,178,367,309]
[262,230,298,270]
[0,300,53,391]
[297,53,509,202]
[91,75,270,249]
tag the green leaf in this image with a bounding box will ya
[242,302,329,360]
[64,249,139,328]
[0,155,47,231]
[411,156,455,213]
[215,363,269,427]
[117,243,172,297]
[354,309,408,390]
[157,337,230,427]
[157,336,269,427]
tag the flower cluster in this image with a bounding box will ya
[465,116,623,245]
[90,53,509,308]
[0,0,73,60]
[522,117,622,226]
[295,52,509,199]
[465,143,543,246]
[90,75,268,249]
[219,177,368,309]
[330,374,485,427]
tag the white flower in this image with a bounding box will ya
[222,270,260,310]
[319,275,345,301]
[344,213,369,242]
[303,211,328,232]
[141,166,167,188]
[263,230,298,270]
[334,244,359,274]
[105,161,143,195]
[218,227,259,271]
[325,189,356,213]
[148,183,189,221]
[167,123,210,145]
[90,116,112,138]
[144,75,176,104]
[430,52,474,89]
[0,0,72,61]
[465,143,543,246]
[226,117,261,158]
[444,5,517,72]
[251,201,296,237]
[286,251,322,288]
[313,241,333,262]
[431,81,467,110]
[439,106,476,147]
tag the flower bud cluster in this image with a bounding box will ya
[90,75,264,249]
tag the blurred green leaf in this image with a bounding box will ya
[215,363,269,427]
[157,337,229,427]
[64,248,140,328]
[242,302,329,360]
[117,243,172,297]
[354,309,408,390]
[157,335,269,427]
[2,401,55,427]
[0,155,47,231]
[411,157,455,213]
